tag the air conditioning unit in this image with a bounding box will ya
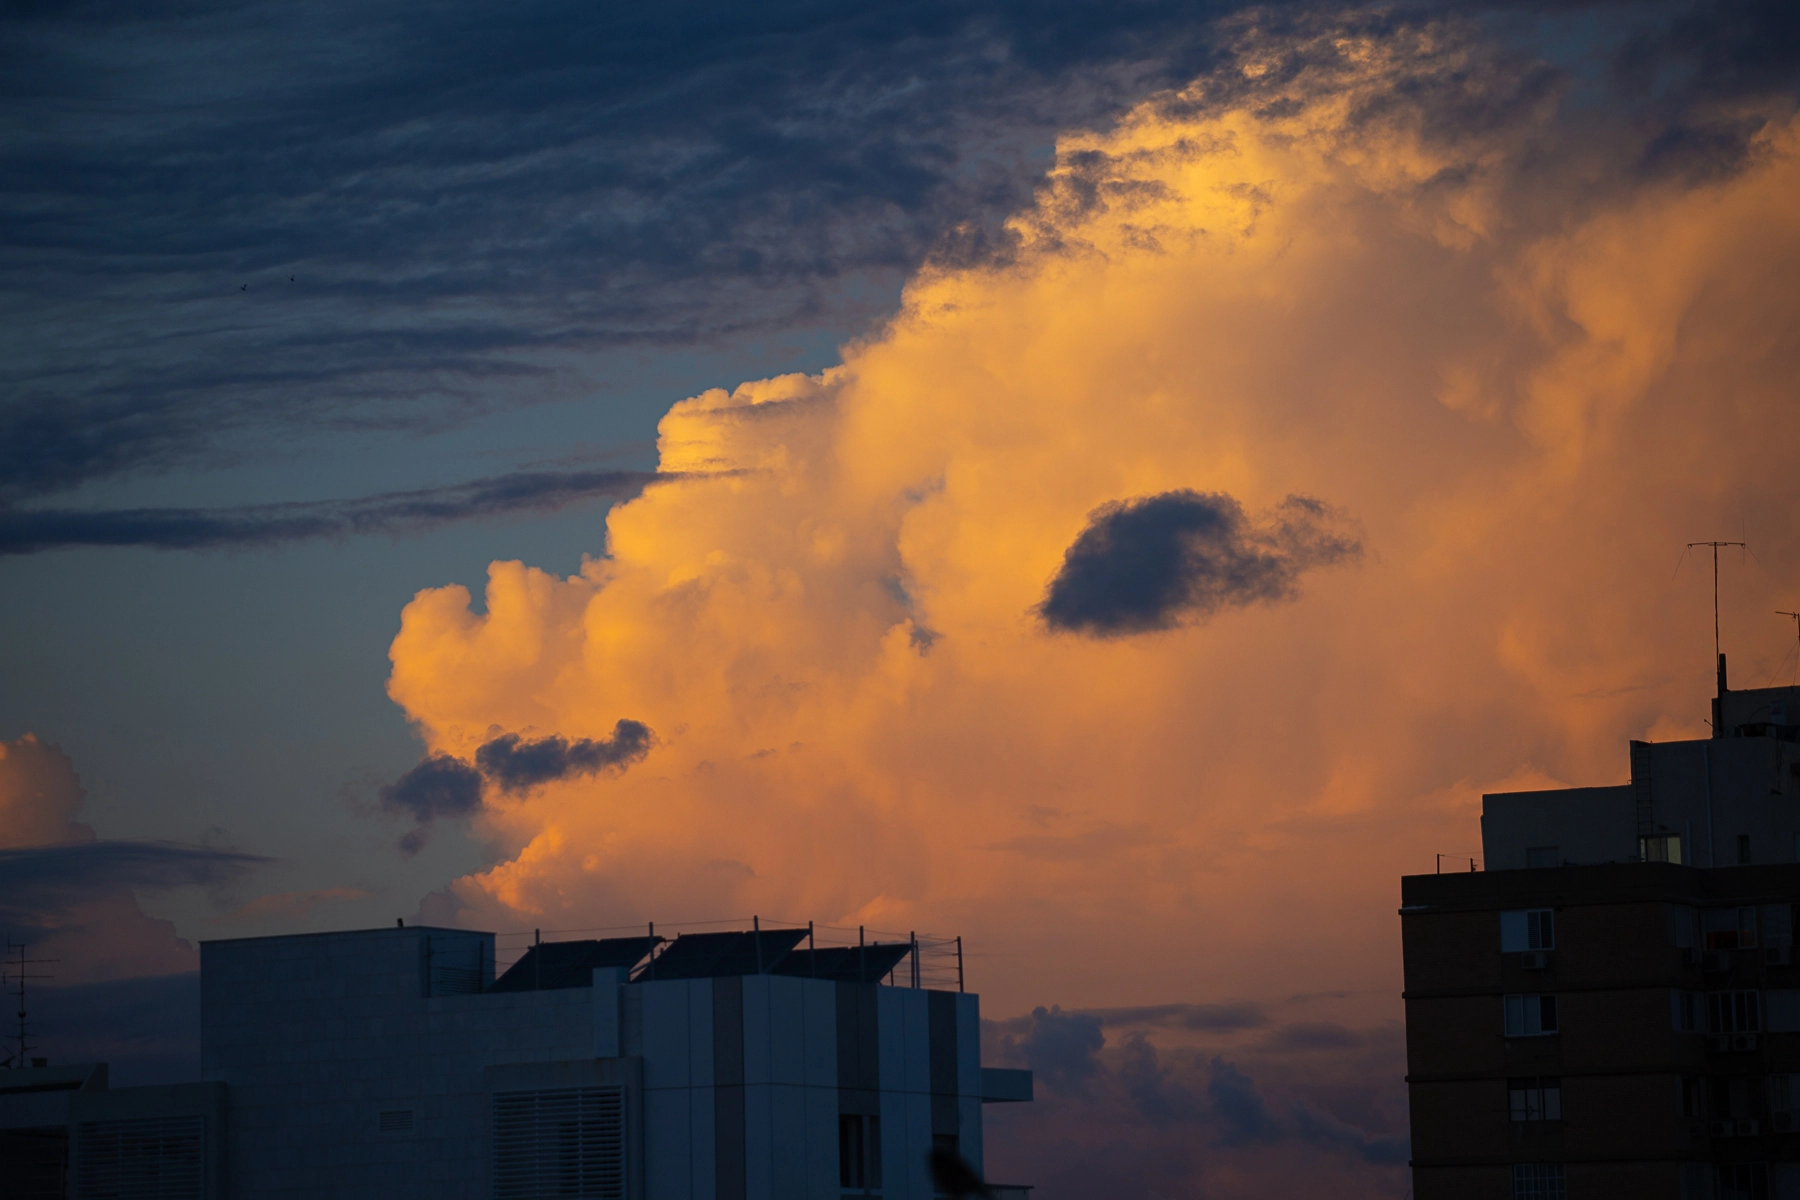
[1768,946,1794,966]
[1521,951,1551,970]
[1702,950,1732,973]
[1737,1119,1761,1137]
[1712,1119,1738,1138]
[1773,1111,1797,1132]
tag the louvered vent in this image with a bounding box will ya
[493,1087,625,1200]
[77,1115,204,1200]
[378,1109,415,1133]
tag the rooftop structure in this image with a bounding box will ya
[1404,662,1800,1199]
[0,921,1034,1200]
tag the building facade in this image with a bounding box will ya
[1403,661,1800,1200]
[0,923,1033,1199]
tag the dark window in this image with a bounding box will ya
[1504,994,1558,1037]
[1679,1076,1707,1117]
[1511,1163,1566,1199]
[1739,834,1753,865]
[839,1114,881,1190]
[1707,990,1761,1034]
[1508,1078,1561,1122]
[1718,1162,1769,1200]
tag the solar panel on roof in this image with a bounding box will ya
[770,943,912,984]
[488,935,661,992]
[631,928,808,980]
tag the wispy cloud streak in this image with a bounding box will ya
[0,467,671,555]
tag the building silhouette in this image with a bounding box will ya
[1403,658,1800,1199]
[0,922,1033,1199]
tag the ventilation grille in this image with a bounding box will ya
[77,1116,204,1200]
[493,1087,625,1200]
[378,1109,415,1134]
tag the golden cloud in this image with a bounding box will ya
[388,22,1800,1016]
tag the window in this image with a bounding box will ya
[1739,834,1753,865]
[1509,1078,1562,1122]
[1670,906,1697,949]
[1704,907,1759,950]
[1504,994,1558,1037]
[1768,991,1800,1032]
[1501,910,1555,953]
[1707,990,1761,1034]
[1673,991,1703,1032]
[1679,1076,1707,1118]
[1641,834,1683,863]
[1763,904,1794,950]
[77,1117,204,1200]
[492,1087,625,1200]
[1717,1163,1769,1200]
[1525,846,1561,869]
[839,1114,881,1191]
[1512,1163,1566,1200]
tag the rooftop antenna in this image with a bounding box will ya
[3,941,54,1071]
[1780,610,1800,688]
[1688,541,1746,667]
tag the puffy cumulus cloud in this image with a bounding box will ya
[389,11,1800,1051]
[0,735,267,984]
[1039,490,1361,636]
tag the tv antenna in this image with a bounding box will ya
[1687,541,1746,663]
[3,941,54,1071]
[1779,610,1800,687]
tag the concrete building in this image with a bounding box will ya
[0,922,1034,1199]
[1403,659,1800,1200]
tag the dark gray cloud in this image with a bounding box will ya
[379,754,484,855]
[0,467,666,556]
[474,721,655,795]
[1089,1000,1267,1032]
[382,720,655,851]
[0,841,269,922]
[982,1002,1410,1194]
[1039,491,1361,637]
[3,1,1794,522]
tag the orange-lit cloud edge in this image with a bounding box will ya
[387,18,1800,1020]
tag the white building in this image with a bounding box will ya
[0,922,1034,1199]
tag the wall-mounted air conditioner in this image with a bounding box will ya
[1711,1119,1737,1138]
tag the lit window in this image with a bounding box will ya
[1702,907,1758,950]
[1503,994,1558,1037]
[1640,834,1682,863]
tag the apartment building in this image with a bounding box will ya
[1403,659,1800,1200]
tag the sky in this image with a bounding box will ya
[5,1,1800,1196]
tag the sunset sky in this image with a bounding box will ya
[5,2,1799,1195]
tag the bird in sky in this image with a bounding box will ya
[240,284,247,291]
